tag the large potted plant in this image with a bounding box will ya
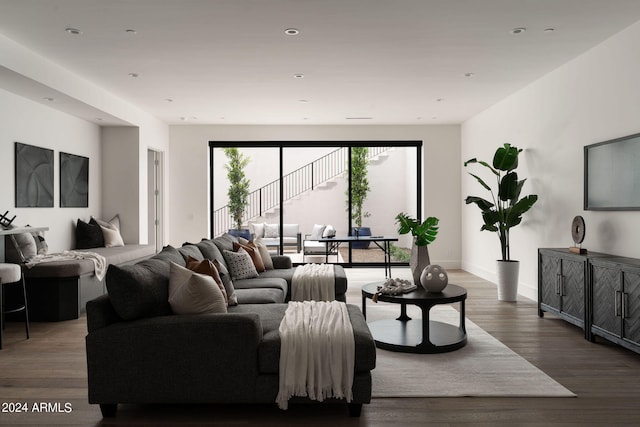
[349,146,371,248]
[395,213,439,286]
[464,143,538,301]
[224,147,251,240]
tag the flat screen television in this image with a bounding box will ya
[584,132,640,210]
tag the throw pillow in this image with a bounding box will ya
[94,214,124,247]
[310,224,327,240]
[213,259,238,305]
[233,241,266,272]
[186,256,228,304]
[251,222,265,239]
[264,223,279,238]
[75,218,105,249]
[106,261,173,320]
[253,237,274,270]
[168,262,227,315]
[223,249,259,280]
[322,224,336,238]
[6,230,37,263]
[31,229,48,255]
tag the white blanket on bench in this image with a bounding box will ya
[25,251,107,281]
[291,263,335,301]
[276,300,354,410]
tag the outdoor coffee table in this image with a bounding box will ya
[361,282,467,354]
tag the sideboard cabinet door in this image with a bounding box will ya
[538,249,587,333]
[590,257,640,354]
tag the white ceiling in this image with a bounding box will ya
[1,0,640,126]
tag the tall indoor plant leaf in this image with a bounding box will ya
[464,143,538,262]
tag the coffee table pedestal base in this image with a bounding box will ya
[368,318,467,354]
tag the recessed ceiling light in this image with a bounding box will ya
[436,98,444,102]
[510,27,526,35]
[293,74,305,79]
[464,72,475,78]
[298,99,309,103]
[65,27,82,35]
[125,29,137,35]
[165,98,173,102]
[95,118,103,121]
[544,28,555,33]
[345,117,373,120]
[285,28,300,36]
[128,72,139,78]
[43,97,55,102]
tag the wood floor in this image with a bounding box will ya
[1,268,640,426]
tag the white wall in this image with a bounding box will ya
[461,20,640,301]
[0,88,101,252]
[169,125,461,268]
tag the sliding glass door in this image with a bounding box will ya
[209,141,422,267]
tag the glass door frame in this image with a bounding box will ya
[209,140,423,267]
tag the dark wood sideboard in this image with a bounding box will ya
[538,248,640,354]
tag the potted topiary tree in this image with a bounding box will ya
[349,146,371,249]
[395,213,439,286]
[464,143,538,301]
[224,147,251,240]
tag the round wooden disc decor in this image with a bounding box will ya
[571,215,586,244]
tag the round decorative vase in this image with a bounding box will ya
[496,260,519,302]
[351,227,372,249]
[420,264,448,293]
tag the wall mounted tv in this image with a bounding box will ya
[584,132,640,210]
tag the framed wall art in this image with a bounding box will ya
[60,152,89,208]
[15,142,54,207]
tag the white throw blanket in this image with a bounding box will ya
[276,300,355,410]
[291,263,335,301]
[25,251,107,281]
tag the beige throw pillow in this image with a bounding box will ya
[168,262,227,315]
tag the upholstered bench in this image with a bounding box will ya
[20,245,155,321]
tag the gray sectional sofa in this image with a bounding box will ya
[85,233,376,417]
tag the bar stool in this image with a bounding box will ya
[0,263,30,349]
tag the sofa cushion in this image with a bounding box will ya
[213,259,238,306]
[230,303,376,375]
[94,214,124,248]
[76,218,105,249]
[253,238,273,270]
[264,223,279,238]
[233,241,265,272]
[178,244,204,262]
[186,256,228,304]
[168,262,227,315]
[105,245,182,320]
[250,222,265,239]
[223,249,259,280]
[6,231,38,262]
[234,288,286,304]
[212,233,236,253]
[196,240,225,265]
[310,224,326,240]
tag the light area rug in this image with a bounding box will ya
[368,304,576,398]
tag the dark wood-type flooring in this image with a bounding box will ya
[1,269,639,426]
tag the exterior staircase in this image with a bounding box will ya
[213,146,392,236]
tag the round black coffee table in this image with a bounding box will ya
[361,282,467,354]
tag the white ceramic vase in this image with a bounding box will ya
[496,260,519,302]
[420,264,448,293]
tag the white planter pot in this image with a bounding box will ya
[496,260,520,302]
